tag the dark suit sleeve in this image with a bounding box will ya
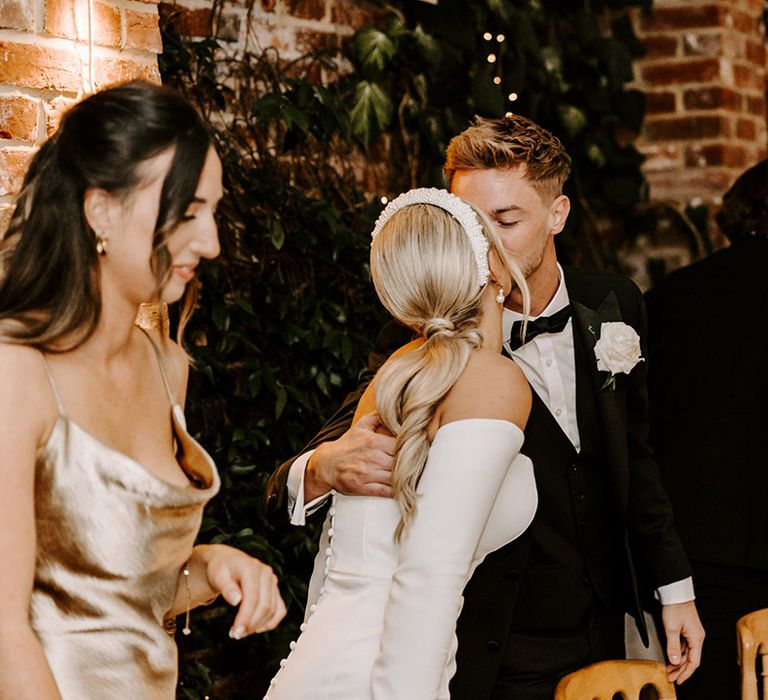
[263,320,413,527]
[621,281,692,589]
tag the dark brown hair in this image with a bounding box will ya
[715,159,768,241]
[0,80,212,351]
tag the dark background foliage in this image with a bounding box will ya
[159,0,651,695]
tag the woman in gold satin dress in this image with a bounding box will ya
[0,82,286,699]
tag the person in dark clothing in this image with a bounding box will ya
[647,158,768,699]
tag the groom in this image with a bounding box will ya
[265,115,703,698]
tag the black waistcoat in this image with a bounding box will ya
[509,383,625,631]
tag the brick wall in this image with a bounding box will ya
[2,0,766,243]
[634,0,767,208]
[0,0,162,230]
[159,0,369,62]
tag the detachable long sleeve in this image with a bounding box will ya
[371,418,525,700]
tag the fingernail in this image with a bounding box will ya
[670,655,680,663]
[229,590,242,605]
[230,625,245,640]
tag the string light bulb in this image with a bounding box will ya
[380,196,388,205]
[487,54,497,63]
[496,34,505,42]
[493,76,501,85]
[508,92,518,102]
[483,32,493,41]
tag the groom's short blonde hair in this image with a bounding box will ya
[444,114,572,201]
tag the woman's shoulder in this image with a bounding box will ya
[0,342,57,439]
[0,342,49,387]
[439,349,531,430]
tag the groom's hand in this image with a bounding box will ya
[305,412,395,501]
[662,600,705,684]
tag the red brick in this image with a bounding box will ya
[737,118,758,140]
[683,86,741,111]
[742,0,764,11]
[158,3,212,37]
[645,115,731,141]
[0,95,39,143]
[746,95,765,116]
[745,39,766,66]
[684,143,748,168]
[44,96,76,136]
[645,91,676,115]
[296,29,340,54]
[124,9,163,52]
[641,35,678,59]
[641,58,720,86]
[682,31,723,57]
[46,0,121,47]
[733,63,763,91]
[93,56,161,90]
[732,10,759,35]
[646,168,736,205]
[286,0,326,21]
[0,0,34,31]
[0,42,81,92]
[0,148,34,197]
[331,0,373,30]
[639,5,727,33]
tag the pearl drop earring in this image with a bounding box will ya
[496,286,505,304]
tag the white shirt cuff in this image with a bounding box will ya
[655,577,695,605]
[286,450,332,525]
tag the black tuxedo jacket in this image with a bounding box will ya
[646,238,768,571]
[265,266,691,698]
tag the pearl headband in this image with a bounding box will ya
[370,187,491,287]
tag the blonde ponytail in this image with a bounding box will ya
[370,199,528,540]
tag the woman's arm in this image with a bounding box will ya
[0,345,63,699]
[165,544,286,639]
[371,354,531,699]
[161,340,287,639]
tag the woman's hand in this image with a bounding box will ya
[201,544,287,640]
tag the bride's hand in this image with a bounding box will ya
[203,544,287,639]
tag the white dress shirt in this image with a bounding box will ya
[286,264,693,603]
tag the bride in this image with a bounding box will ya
[266,188,538,699]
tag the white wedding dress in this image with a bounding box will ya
[265,418,537,700]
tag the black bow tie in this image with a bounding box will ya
[509,304,573,351]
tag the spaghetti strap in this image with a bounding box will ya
[138,327,178,408]
[39,353,66,414]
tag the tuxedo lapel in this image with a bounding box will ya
[569,287,630,519]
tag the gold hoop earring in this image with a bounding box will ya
[496,286,505,305]
[95,231,109,256]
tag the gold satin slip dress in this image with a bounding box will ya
[31,333,220,699]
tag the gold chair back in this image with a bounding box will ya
[554,659,676,700]
[738,607,768,700]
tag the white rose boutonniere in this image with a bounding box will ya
[593,321,644,390]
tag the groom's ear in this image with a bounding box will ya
[549,195,570,236]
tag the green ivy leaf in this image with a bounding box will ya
[274,383,287,419]
[557,104,588,137]
[350,81,393,145]
[269,215,285,250]
[354,27,396,76]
